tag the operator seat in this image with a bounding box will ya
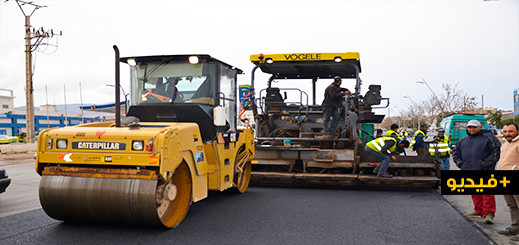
[265,87,285,113]
[363,85,382,105]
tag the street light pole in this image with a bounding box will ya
[416,78,440,102]
[403,95,420,129]
[391,106,400,127]
[106,84,128,114]
[417,78,443,122]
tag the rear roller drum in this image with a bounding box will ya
[155,162,192,228]
[234,149,252,193]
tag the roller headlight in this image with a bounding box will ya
[189,56,199,64]
[127,58,137,66]
[132,140,144,151]
[56,139,68,149]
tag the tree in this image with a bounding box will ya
[502,115,519,126]
[486,109,503,128]
[423,83,478,125]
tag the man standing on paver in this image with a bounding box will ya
[496,123,519,240]
[453,119,501,224]
[322,76,351,136]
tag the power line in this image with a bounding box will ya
[6,0,62,143]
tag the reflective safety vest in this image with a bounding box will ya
[429,135,451,156]
[410,130,425,149]
[400,130,408,138]
[386,130,401,140]
[367,136,397,154]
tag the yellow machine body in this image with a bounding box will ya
[36,53,254,228]
[36,122,254,227]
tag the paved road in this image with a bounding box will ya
[0,164,493,245]
[0,162,41,218]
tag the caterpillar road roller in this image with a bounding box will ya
[36,47,255,228]
[249,53,439,188]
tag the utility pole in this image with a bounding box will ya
[482,94,484,112]
[8,0,62,143]
[80,82,84,123]
[64,84,67,126]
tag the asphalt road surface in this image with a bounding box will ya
[1,182,493,244]
[0,162,41,218]
[0,159,494,244]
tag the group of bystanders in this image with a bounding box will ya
[454,120,519,241]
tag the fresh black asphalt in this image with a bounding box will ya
[0,186,493,245]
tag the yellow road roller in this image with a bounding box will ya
[36,47,255,228]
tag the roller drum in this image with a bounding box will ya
[39,175,162,226]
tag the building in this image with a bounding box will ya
[0,89,116,136]
[0,89,15,114]
[514,88,519,117]
[502,110,515,121]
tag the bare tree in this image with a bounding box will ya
[422,83,478,125]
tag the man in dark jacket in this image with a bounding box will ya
[453,119,501,224]
[322,76,350,136]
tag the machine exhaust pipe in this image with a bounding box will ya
[113,45,121,127]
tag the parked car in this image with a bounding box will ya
[13,133,27,143]
[0,169,11,193]
[0,135,16,144]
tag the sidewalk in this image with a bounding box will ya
[0,143,36,166]
[443,160,517,245]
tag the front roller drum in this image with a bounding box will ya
[39,164,192,228]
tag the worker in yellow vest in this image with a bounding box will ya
[386,124,401,140]
[365,137,410,178]
[410,124,429,156]
[400,128,409,139]
[429,128,451,170]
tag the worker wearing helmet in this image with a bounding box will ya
[366,137,410,178]
[429,128,451,170]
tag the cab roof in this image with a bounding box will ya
[250,52,361,79]
[120,54,243,74]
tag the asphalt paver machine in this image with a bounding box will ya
[249,52,439,188]
[36,47,255,228]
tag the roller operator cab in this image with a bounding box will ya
[249,53,439,188]
[36,52,255,228]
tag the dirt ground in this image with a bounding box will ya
[0,153,35,166]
